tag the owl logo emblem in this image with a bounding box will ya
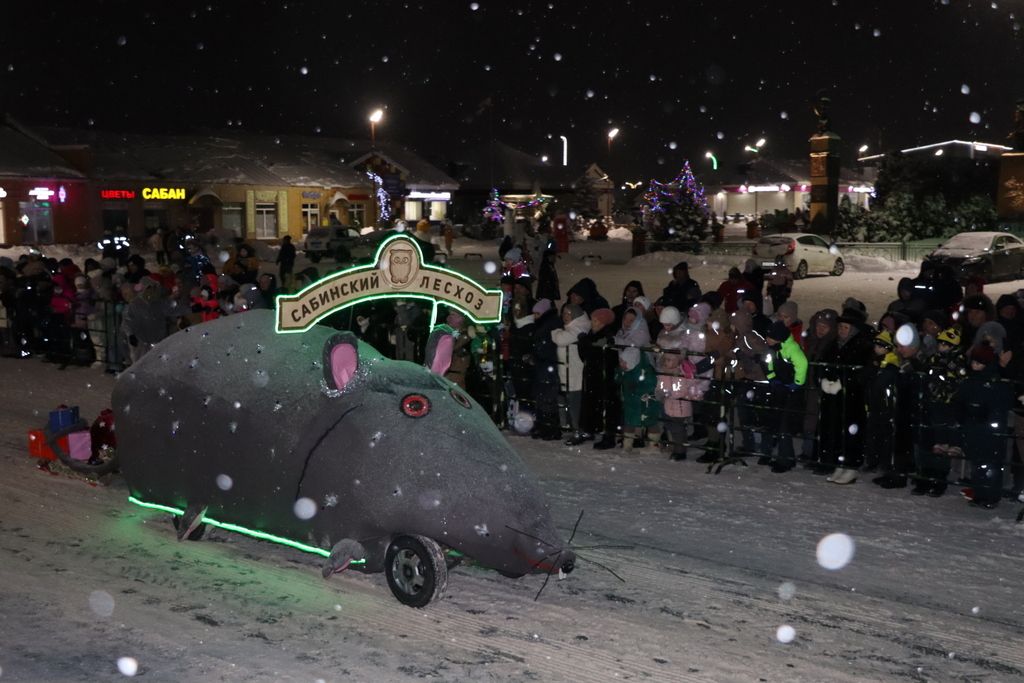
[383,244,418,289]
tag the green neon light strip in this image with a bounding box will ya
[127,495,366,565]
[274,233,504,334]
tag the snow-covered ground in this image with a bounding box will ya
[3,344,1024,681]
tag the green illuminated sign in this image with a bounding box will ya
[127,495,366,565]
[275,234,502,334]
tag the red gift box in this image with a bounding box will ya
[28,430,68,461]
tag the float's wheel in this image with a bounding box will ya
[384,535,448,608]
[171,515,206,541]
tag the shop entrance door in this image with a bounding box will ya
[18,201,54,244]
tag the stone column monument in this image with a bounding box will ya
[997,98,1024,220]
[808,93,841,236]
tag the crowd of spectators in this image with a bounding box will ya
[3,227,1024,512]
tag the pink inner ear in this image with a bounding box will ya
[330,344,358,390]
[430,335,453,376]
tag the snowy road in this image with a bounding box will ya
[3,357,1024,682]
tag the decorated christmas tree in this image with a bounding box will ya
[642,161,710,243]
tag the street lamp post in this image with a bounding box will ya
[704,150,718,170]
[560,135,568,166]
[369,109,384,146]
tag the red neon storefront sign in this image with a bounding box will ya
[100,189,137,200]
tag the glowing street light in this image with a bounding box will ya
[858,144,869,153]
[369,108,384,146]
[755,137,766,149]
[560,135,568,166]
[541,155,549,163]
[607,127,619,153]
[704,150,718,171]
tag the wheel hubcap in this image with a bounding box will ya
[390,549,426,596]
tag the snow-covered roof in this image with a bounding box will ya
[0,120,86,180]
[714,157,872,189]
[35,128,456,191]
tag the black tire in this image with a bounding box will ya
[171,515,206,541]
[384,535,448,608]
[830,258,845,276]
[795,260,809,280]
[308,253,322,263]
[47,420,119,476]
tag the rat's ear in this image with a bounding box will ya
[322,332,360,391]
[424,325,455,377]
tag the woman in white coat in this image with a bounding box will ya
[553,303,592,444]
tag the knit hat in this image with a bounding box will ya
[766,319,790,343]
[591,308,615,327]
[728,266,742,279]
[969,343,997,366]
[619,347,641,371]
[673,261,689,272]
[996,294,1020,312]
[532,298,552,315]
[937,327,961,346]
[632,295,651,312]
[740,289,761,305]
[894,323,920,349]
[776,301,798,320]
[874,329,895,351]
[688,302,712,326]
[446,310,466,328]
[838,306,867,326]
[505,247,522,263]
[842,297,867,316]
[962,294,992,312]
[659,306,682,326]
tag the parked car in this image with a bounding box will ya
[303,226,362,263]
[924,231,1024,283]
[752,233,844,279]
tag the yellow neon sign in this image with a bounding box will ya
[142,187,186,200]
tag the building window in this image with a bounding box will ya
[102,209,130,233]
[254,203,278,239]
[222,204,244,238]
[18,201,54,244]
[348,203,366,228]
[403,200,422,221]
[429,201,447,221]
[144,209,168,231]
[301,203,320,233]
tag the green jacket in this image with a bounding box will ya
[616,355,660,428]
[766,335,808,386]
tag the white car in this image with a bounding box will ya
[753,233,844,279]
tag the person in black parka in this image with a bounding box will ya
[530,298,563,440]
[955,343,1013,508]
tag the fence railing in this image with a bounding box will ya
[640,237,935,264]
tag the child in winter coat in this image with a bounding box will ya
[955,343,1013,508]
[617,347,658,451]
[552,304,592,444]
[914,327,967,496]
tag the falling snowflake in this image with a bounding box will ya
[116,36,127,47]
[776,625,796,643]
[816,533,855,570]
[470,1,479,9]
[299,66,309,75]
[553,53,562,61]
[293,497,317,520]
[117,657,138,676]
[780,111,788,120]
[216,474,233,491]
[777,581,796,600]
[89,590,116,617]
[969,111,982,124]
[484,260,498,274]
[961,84,971,95]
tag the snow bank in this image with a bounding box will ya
[606,227,633,241]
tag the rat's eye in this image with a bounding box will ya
[401,394,430,418]
[450,388,472,409]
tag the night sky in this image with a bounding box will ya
[3,1,1024,180]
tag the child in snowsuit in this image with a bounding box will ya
[617,347,658,451]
